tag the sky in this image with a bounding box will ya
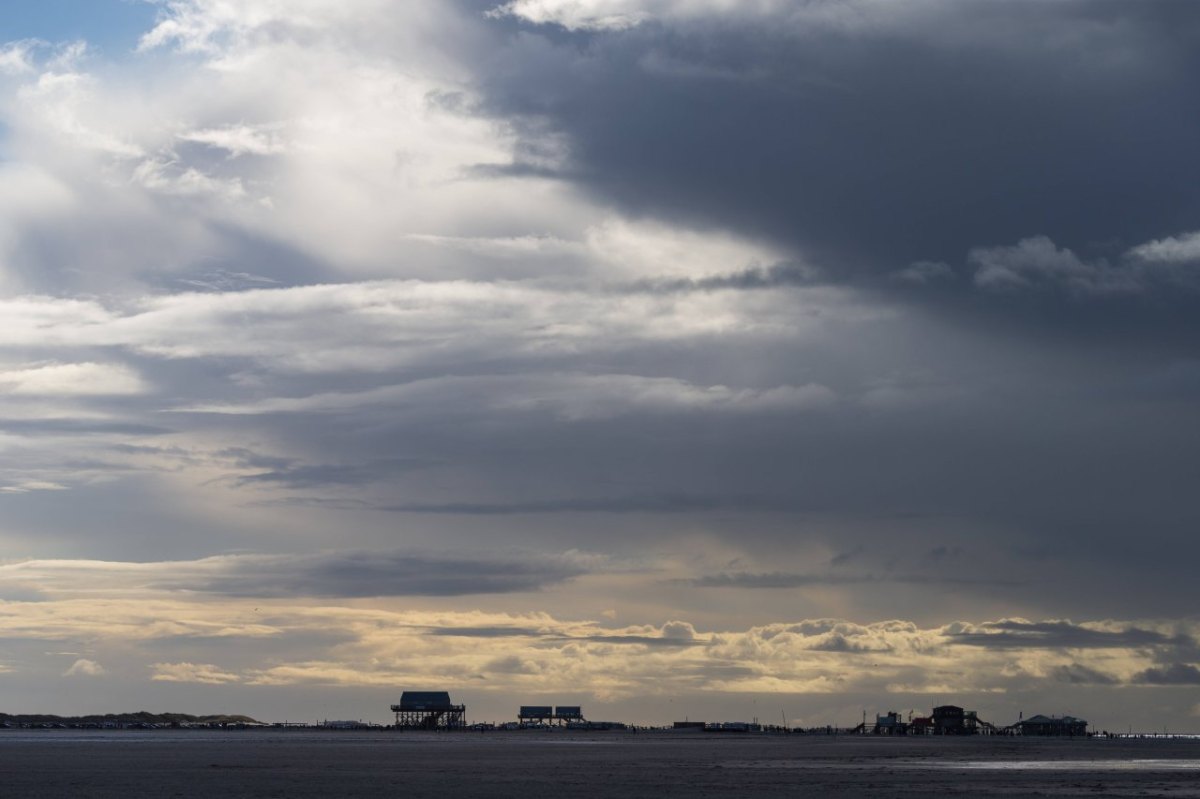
[1,0,1199,730]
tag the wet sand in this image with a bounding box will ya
[2,730,1199,797]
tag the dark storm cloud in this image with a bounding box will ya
[947,620,1193,650]
[477,1,1200,293]
[1132,663,1200,685]
[174,551,597,598]
[1050,663,1119,685]
[176,370,1200,619]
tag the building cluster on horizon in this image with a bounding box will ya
[0,693,1104,735]
[386,692,1091,737]
[517,705,583,726]
[672,720,766,733]
[861,705,1088,737]
[389,692,626,731]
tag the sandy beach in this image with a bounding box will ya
[2,731,1198,797]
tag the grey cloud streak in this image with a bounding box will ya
[1133,664,1200,686]
[229,458,431,490]
[425,626,549,638]
[194,552,592,598]
[1050,663,1119,686]
[945,620,1195,651]
[379,493,793,515]
[687,572,1027,590]
[0,550,604,599]
[424,623,705,647]
[0,418,173,437]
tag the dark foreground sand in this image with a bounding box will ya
[2,730,1199,797]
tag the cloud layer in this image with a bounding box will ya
[0,0,1197,726]
[1,563,1196,727]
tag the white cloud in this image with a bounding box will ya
[970,236,1142,295]
[489,0,795,31]
[0,481,69,495]
[967,235,1200,296]
[63,658,105,677]
[0,0,806,296]
[177,123,292,158]
[0,549,607,599]
[130,156,247,200]
[14,67,145,159]
[0,40,39,75]
[971,236,1096,290]
[0,362,148,396]
[584,217,785,279]
[405,217,786,281]
[46,41,89,73]
[1127,230,1200,264]
[488,0,1017,37]
[0,584,1180,699]
[0,39,89,77]
[177,374,835,420]
[0,278,855,373]
[136,0,418,58]
[0,1,551,286]
[151,661,241,684]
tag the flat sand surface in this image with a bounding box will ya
[3,730,1199,797]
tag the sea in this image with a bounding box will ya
[2,728,1199,797]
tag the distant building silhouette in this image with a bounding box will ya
[390,691,465,729]
[933,705,967,734]
[1017,714,1087,736]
